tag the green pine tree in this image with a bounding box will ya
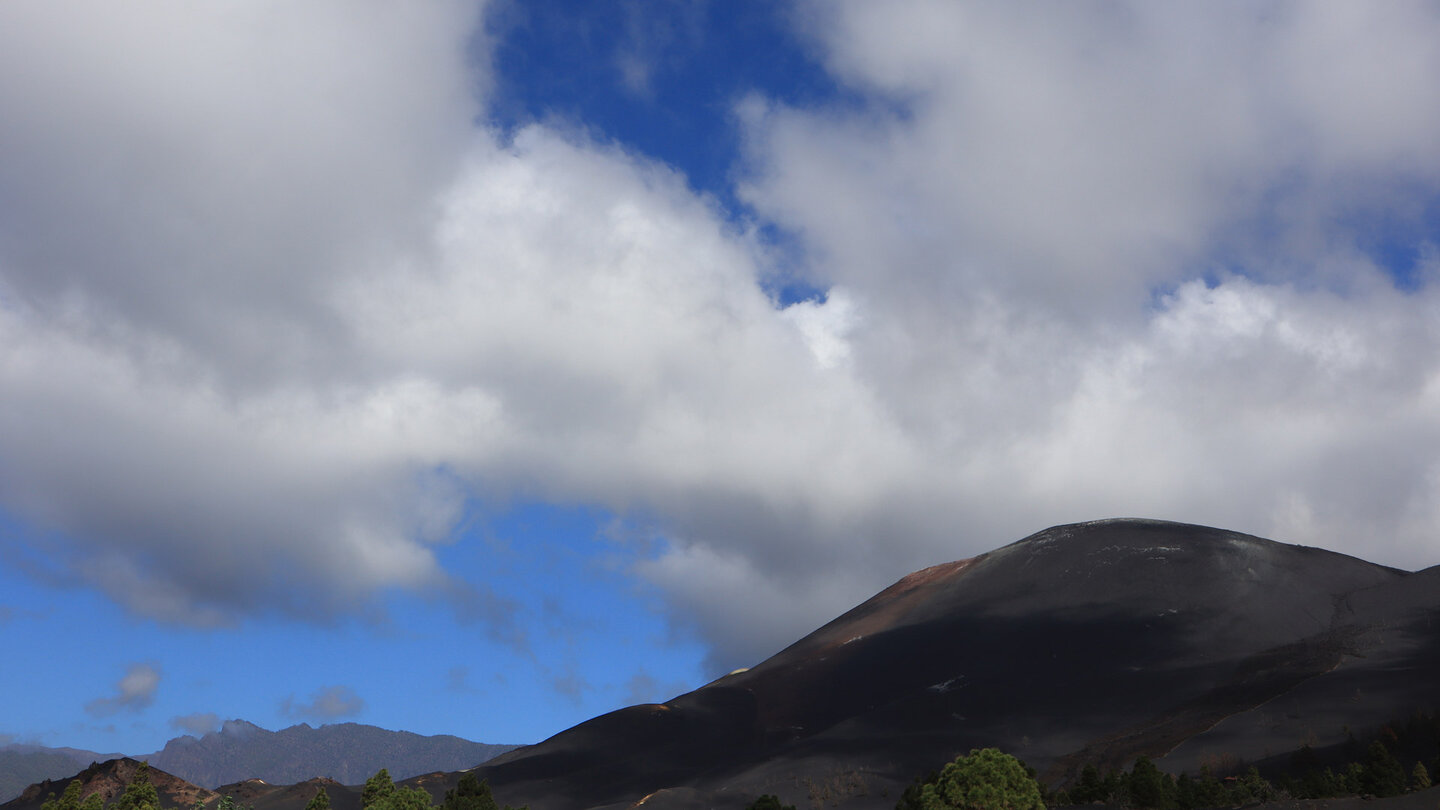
[911,748,1045,810]
[363,770,396,810]
[1240,767,1275,803]
[218,795,253,810]
[79,794,104,810]
[1412,761,1432,792]
[114,762,160,810]
[1193,768,1228,808]
[441,773,499,810]
[1128,757,1177,809]
[1361,740,1406,797]
[1173,773,1198,810]
[306,787,331,810]
[1068,765,1107,804]
[897,771,940,810]
[390,787,437,810]
[42,780,85,810]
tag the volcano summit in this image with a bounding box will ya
[469,519,1440,810]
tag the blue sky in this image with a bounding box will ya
[4,0,1440,758]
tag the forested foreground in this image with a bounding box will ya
[749,716,1440,810]
[305,769,525,810]
[1052,739,1433,810]
[34,712,1440,810]
[1050,713,1440,809]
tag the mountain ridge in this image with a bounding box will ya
[0,722,516,802]
[141,720,517,789]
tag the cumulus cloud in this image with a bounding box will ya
[282,686,365,721]
[0,0,499,632]
[169,712,221,737]
[85,664,160,718]
[2,0,1440,678]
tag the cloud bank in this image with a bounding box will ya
[169,712,222,737]
[282,686,365,722]
[2,1,1440,673]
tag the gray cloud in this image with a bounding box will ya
[622,670,691,707]
[85,663,161,718]
[446,666,478,695]
[169,712,221,736]
[282,686,365,722]
[0,1,503,635]
[551,671,591,704]
[0,1,1439,680]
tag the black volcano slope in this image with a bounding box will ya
[474,519,1440,810]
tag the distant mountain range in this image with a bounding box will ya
[0,748,123,807]
[8,520,1440,810]
[140,720,515,789]
[0,721,515,802]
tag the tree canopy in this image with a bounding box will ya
[901,748,1045,810]
[113,763,159,810]
[440,772,498,810]
[305,787,330,810]
[362,769,395,810]
[41,780,85,810]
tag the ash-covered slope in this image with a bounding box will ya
[474,519,1440,810]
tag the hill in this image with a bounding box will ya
[8,758,214,810]
[470,519,1440,810]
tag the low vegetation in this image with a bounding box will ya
[1052,724,1439,808]
[359,769,525,810]
[36,763,525,810]
[741,719,1440,810]
[38,775,104,810]
[897,748,1046,810]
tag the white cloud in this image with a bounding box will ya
[0,0,482,382]
[282,686,365,722]
[2,1,1440,677]
[781,288,858,369]
[169,712,222,737]
[86,663,161,718]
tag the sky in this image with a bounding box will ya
[3,0,1440,757]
